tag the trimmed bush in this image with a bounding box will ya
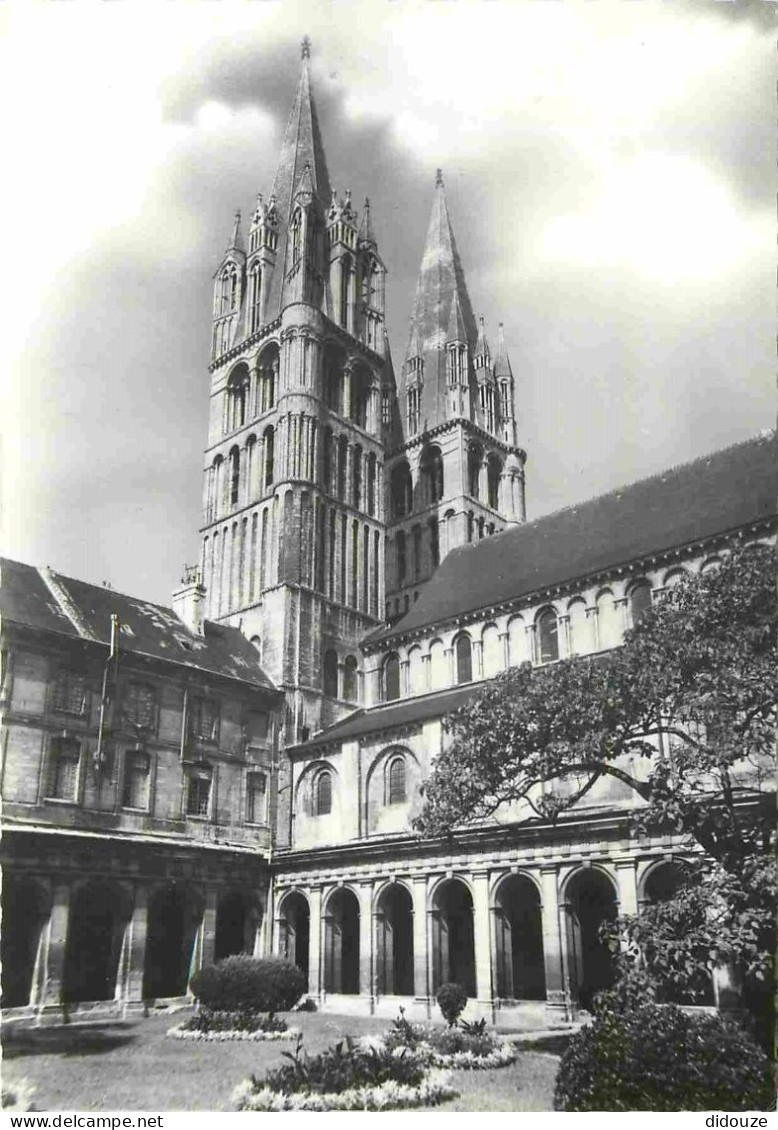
[554,1001,775,1111]
[180,1010,288,1034]
[436,982,468,1027]
[190,955,306,1013]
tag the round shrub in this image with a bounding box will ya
[190,955,306,1013]
[435,982,468,1027]
[554,1001,774,1111]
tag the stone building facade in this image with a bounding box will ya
[2,44,774,1027]
[0,561,282,1020]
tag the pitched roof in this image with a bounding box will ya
[289,683,481,752]
[265,53,332,320]
[0,558,279,692]
[398,175,478,431]
[369,432,777,646]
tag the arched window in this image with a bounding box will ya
[352,446,362,509]
[340,254,352,329]
[263,426,275,487]
[396,531,407,585]
[322,428,333,490]
[229,447,240,506]
[342,655,358,702]
[337,435,349,499]
[390,461,413,519]
[387,756,407,805]
[230,270,238,310]
[455,633,472,684]
[383,653,400,702]
[468,444,482,499]
[291,209,303,266]
[324,348,342,414]
[412,524,422,579]
[210,455,223,520]
[257,344,278,412]
[629,581,652,626]
[226,366,249,432]
[249,263,261,333]
[351,367,370,430]
[420,445,444,504]
[429,517,439,567]
[366,454,376,517]
[487,455,502,510]
[537,608,559,664]
[249,635,262,658]
[323,648,339,698]
[314,769,332,816]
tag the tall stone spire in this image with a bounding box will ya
[264,40,333,318]
[400,171,478,431]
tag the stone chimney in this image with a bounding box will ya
[172,565,206,637]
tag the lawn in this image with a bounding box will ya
[2,1010,563,1112]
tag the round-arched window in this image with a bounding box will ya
[629,581,652,626]
[387,756,407,805]
[383,653,400,702]
[314,769,332,816]
[537,608,559,664]
[455,633,472,684]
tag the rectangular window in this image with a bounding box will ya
[381,388,391,427]
[122,751,151,809]
[123,684,156,731]
[189,697,220,744]
[52,672,86,716]
[187,772,212,817]
[245,771,267,824]
[47,738,80,801]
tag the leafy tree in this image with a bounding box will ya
[415,542,775,1025]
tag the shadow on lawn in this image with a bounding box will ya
[3,1023,140,1059]
[518,1032,573,1056]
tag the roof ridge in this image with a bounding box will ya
[37,567,99,641]
[515,430,777,536]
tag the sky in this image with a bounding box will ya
[0,0,774,606]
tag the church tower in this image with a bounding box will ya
[385,171,527,621]
[199,41,392,739]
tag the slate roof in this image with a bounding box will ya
[0,558,278,692]
[289,683,481,753]
[369,432,777,647]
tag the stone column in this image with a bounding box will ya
[558,614,571,659]
[193,886,219,979]
[471,871,494,1018]
[540,867,567,1016]
[358,883,374,1009]
[38,881,71,1011]
[615,860,638,917]
[399,659,410,698]
[444,646,454,685]
[499,630,509,669]
[411,877,429,1011]
[308,886,323,998]
[122,884,149,1006]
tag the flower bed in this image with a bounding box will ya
[168,1009,298,1042]
[168,1024,299,1042]
[233,1070,456,1111]
[383,1011,516,1070]
[233,1033,458,1112]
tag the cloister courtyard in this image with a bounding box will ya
[2,1009,566,1112]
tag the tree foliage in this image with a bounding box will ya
[415,542,776,1013]
[416,541,775,860]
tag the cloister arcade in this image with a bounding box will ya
[0,871,266,1015]
[272,857,700,1018]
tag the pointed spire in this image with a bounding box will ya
[227,209,244,253]
[405,170,477,360]
[494,322,513,378]
[358,197,376,245]
[475,314,490,360]
[264,44,333,317]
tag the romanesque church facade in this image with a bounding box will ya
[1,45,774,1025]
